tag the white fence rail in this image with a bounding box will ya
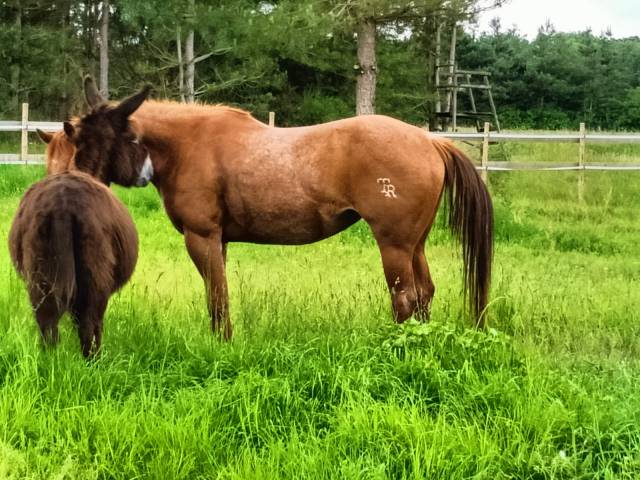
[0,120,64,132]
[437,132,640,144]
[1,105,640,173]
[430,123,640,177]
[0,103,64,165]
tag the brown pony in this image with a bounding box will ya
[8,89,150,357]
[82,77,493,340]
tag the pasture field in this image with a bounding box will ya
[0,142,640,479]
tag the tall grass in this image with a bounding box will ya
[0,154,639,478]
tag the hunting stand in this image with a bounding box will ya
[436,66,501,133]
[431,22,501,133]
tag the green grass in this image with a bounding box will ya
[1,156,640,478]
[0,133,46,156]
[488,141,640,164]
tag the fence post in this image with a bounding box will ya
[21,103,29,165]
[268,111,275,127]
[578,122,586,202]
[481,121,490,183]
[578,122,586,167]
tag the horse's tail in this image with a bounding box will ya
[40,212,77,310]
[434,138,493,326]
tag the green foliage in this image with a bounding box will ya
[458,28,640,130]
[2,2,640,130]
[296,90,352,124]
[622,87,640,130]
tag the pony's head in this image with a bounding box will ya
[63,77,153,187]
[36,129,75,175]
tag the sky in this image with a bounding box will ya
[475,0,639,39]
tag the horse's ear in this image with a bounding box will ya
[113,86,151,118]
[84,75,106,108]
[63,122,76,140]
[36,129,53,144]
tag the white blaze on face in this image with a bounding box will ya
[136,154,154,187]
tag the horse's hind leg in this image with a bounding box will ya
[413,230,436,320]
[368,214,434,323]
[413,244,435,320]
[367,195,439,323]
[376,243,418,323]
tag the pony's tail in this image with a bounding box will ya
[42,213,77,310]
[434,139,493,326]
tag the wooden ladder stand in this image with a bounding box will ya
[436,66,501,133]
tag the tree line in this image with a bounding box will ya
[2,0,639,130]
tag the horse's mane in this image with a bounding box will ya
[137,100,258,122]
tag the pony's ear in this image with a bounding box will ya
[84,75,106,108]
[36,129,53,144]
[63,122,76,140]
[113,86,151,118]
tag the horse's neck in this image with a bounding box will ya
[133,117,179,185]
[134,106,265,178]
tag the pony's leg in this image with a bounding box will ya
[376,243,418,323]
[31,291,63,347]
[91,298,108,355]
[184,229,232,340]
[78,323,94,359]
[72,289,108,358]
[413,244,435,320]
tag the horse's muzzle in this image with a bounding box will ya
[136,155,154,187]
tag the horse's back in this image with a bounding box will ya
[262,114,445,175]
[265,114,447,205]
[211,114,448,244]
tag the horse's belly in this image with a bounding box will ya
[223,205,360,245]
[222,158,357,244]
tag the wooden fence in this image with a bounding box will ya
[0,103,62,165]
[2,105,640,177]
[434,122,640,173]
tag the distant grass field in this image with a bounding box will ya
[0,133,46,157]
[1,148,640,478]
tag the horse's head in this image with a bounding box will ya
[36,129,75,175]
[64,78,153,187]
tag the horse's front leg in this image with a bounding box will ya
[184,229,232,340]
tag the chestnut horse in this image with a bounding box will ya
[9,89,151,357]
[36,129,75,174]
[80,78,493,340]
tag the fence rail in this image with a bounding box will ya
[0,154,45,164]
[434,131,640,144]
[0,120,64,132]
[1,105,639,173]
[430,122,640,175]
